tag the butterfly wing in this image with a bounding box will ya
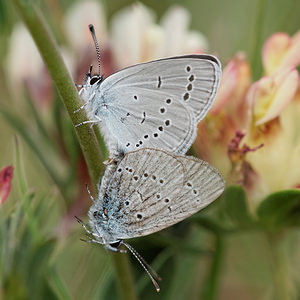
[99,148,225,239]
[97,55,221,155]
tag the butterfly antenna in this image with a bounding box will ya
[89,24,101,75]
[86,184,95,203]
[122,242,161,292]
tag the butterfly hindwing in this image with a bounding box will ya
[101,55,221,122]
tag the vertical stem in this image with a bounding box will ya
[11,1,137,299]
[250,0,267,80]
[202,233,224,300]
[112,252,137,300]
[267,232,291,300]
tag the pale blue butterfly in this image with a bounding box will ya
[76,148,225,291]
[75,25,222,156]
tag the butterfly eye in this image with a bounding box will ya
[90,76,100,85]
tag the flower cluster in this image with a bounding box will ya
[195,31,300,207]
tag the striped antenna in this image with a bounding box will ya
[89,24,101,75]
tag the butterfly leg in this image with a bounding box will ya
[74,117,101,128]
[73,102,88,113]
[75,216,94,236]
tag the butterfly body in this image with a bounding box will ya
[78,55,221,155]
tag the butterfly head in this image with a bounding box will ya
[85,64,103,85]
[76,64,104,118]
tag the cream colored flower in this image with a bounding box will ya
[64,0,108,52]
[246,78,300,204]
[6,24,44,91]
[110,3,208,68]
[5,24,54,107]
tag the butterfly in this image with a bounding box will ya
[76,147,225,291]
[75,25,222,156]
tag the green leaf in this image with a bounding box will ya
[220,185,254,229]
[257,190,300,229]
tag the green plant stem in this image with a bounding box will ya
[12,0,103,190]
[112,252,137,300]
[12,1,136,299]
[267,232,291,300]
[250,0,267,80]
[202,234,224,300]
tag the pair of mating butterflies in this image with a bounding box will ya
[75,25,225,291]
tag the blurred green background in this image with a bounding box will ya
[1,0,300,299]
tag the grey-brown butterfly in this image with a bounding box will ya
[75,25,222,156]
[76,148,225,291]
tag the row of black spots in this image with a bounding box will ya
[125,166,134,173]
[133,121,171,149]
[135,140,143,148]
[151,175,164,186]
[156,194,170,204]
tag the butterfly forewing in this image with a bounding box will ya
[101,55,221,121]
[96,55,221,155]
[96,148,225,239]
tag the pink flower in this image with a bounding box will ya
[0,166,14,205]
[194,54,252,177]
[247,67,299,127]
[262,30,300,75]
[210,52,251,128]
